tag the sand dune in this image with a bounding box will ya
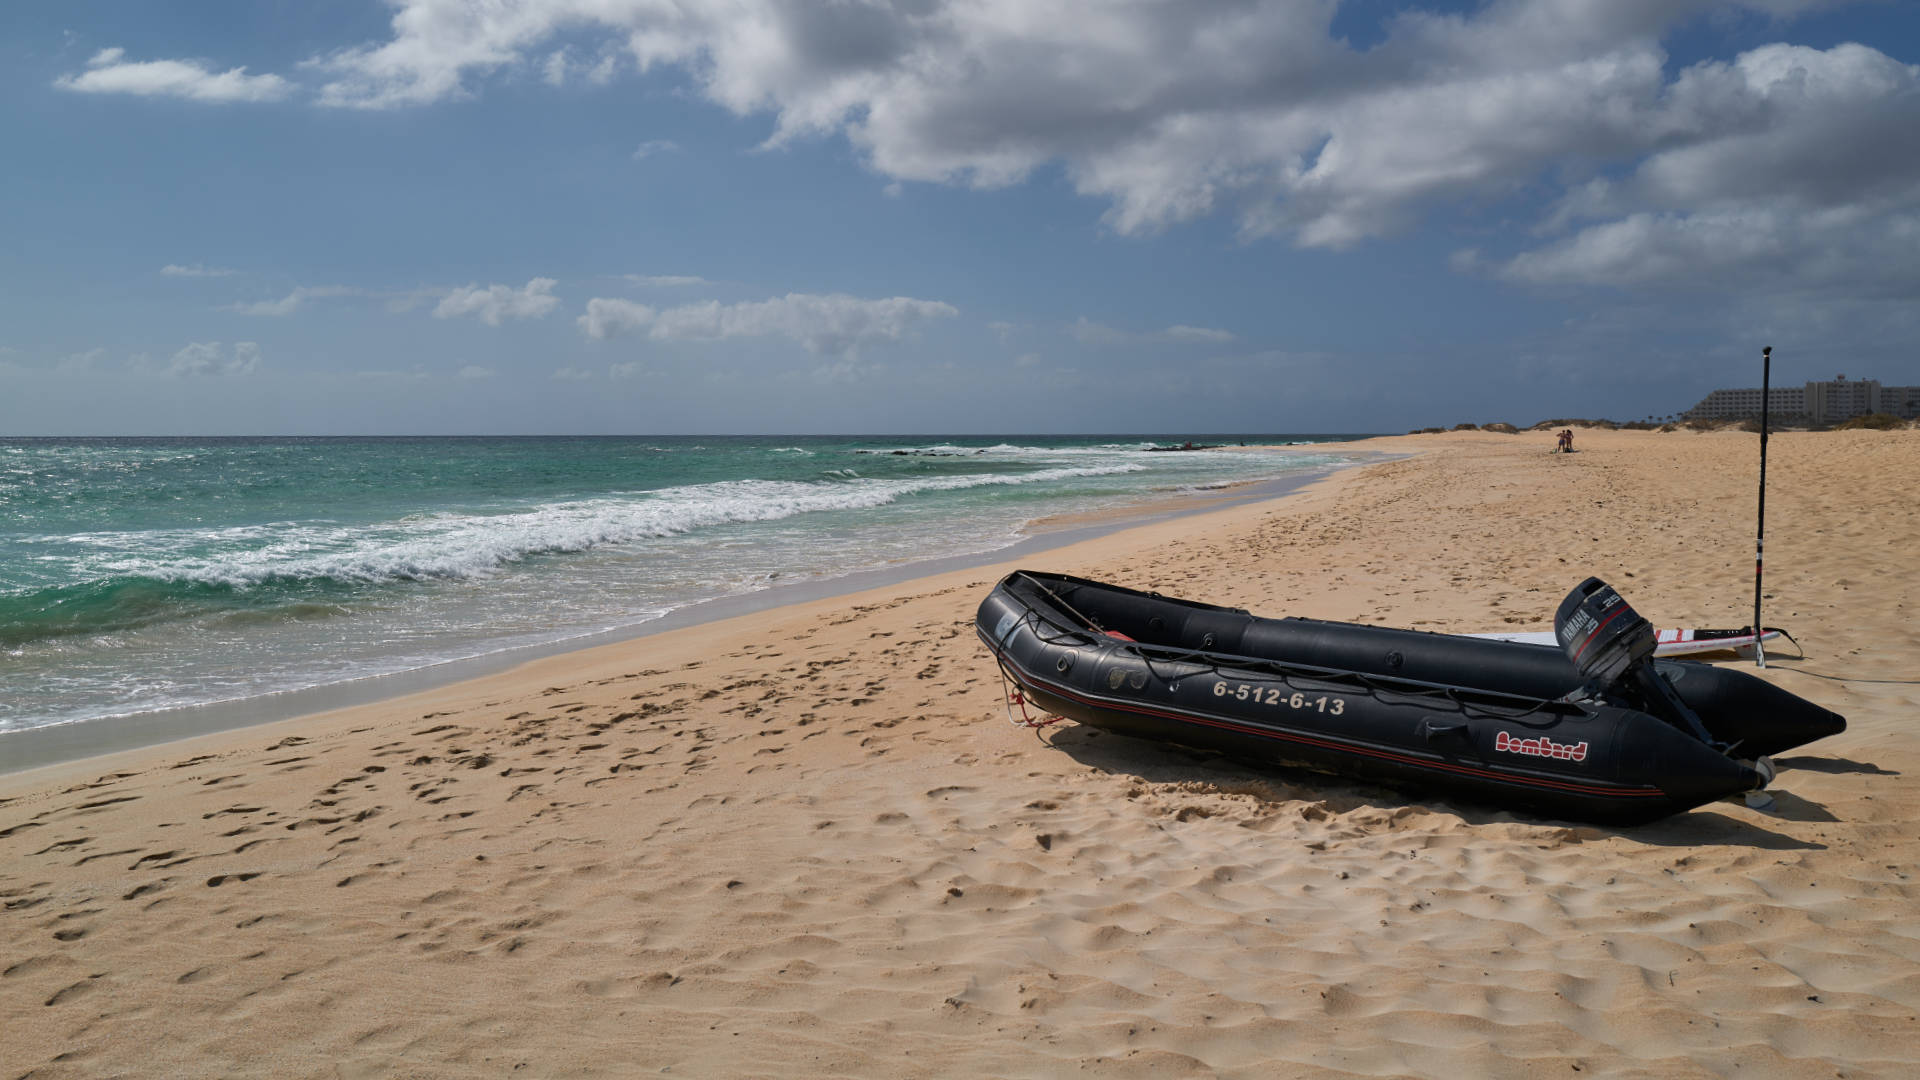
[5,428,1917,1078]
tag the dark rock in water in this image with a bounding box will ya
[1145,442,1223,452]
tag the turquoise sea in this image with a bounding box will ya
[0,435,1369,738]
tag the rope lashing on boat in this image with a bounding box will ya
[994,656,1063,730]
[1000,583,1587,731]
[990,580,1724,742]
[1012,570,1107,633]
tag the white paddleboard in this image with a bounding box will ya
[1472,626,1783,657]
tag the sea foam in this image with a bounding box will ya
[19,463,1148,597]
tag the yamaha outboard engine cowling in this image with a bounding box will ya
[1555,577,1654,686]
[1555,577,1729,752]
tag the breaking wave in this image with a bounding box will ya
[2,463,1143,647]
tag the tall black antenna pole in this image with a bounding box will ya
[1754,345,1771,668]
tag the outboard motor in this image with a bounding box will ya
[1555,576,1654,686]
[1555,578,1724,750]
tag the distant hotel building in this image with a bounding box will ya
[1685,375,1920,424]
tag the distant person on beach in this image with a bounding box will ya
[1555,429,1574,453]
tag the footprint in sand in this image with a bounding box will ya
[205,872,261,887]
[44,975,104,1006]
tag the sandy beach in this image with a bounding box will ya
[4,427,1917,1078]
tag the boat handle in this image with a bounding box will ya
[1419,718,1469,741]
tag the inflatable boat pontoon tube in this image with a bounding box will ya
[976,571,1845,824]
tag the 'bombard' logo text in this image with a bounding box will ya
[1495,731,1589,762]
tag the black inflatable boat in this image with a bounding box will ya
[976,571,1845,824]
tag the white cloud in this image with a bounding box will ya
[551,365,594,381]
[384,290,436,314]
[586,55,619,84]
[162,341,261,377]
[78,1,1895,306]
[56,47,291,103]
[161,263,236,278]
[1164,325,1236,344]
[608,360,650,379]
[1643,43,1920,210]
[227,285,365,317]
[229,342,262,375]
[537,47,618,87]
[581,292,958,356]
[457,364,495,379]
[306,2,579,108]
[230,291,306,317]
[291,0,1902,292]
[1492,42,1920,292]
[1072,318,1235,345]
[433,278,560,325]
[632,139,680,160]
[1497,207,1920,297]
[807,358,882,383]
[226,283,453,317]
[578,298,657,341]
[50,7,1914,334]
[541,48,617,88]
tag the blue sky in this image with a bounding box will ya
[3,0,1916,435]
